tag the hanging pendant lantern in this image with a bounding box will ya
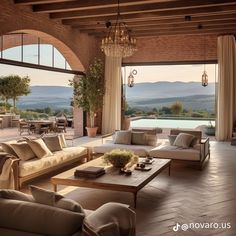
[201,35,208,87]
[127,69,137,88]
[128,73,134,87]
[202,70,208,87]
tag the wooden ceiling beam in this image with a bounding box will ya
[92,26,236,37]
[72,14,236,30]
[14,0,71,5]
[49,0,236,20]
[62,5,236,24]
[80,20,236,34]
[32,0,155,13]
[132,29,236,37]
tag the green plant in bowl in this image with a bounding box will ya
[103,149,138,168]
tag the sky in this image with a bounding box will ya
[0,63,217,87]
[123,64,217,84]
[0,63,73,86]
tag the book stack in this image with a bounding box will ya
[74,166,105,178]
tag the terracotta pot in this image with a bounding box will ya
[86,127,98,137]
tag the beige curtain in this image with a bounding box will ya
[102,56,122,134]
[216,35,236,141]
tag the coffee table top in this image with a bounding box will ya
[51,157,171,192]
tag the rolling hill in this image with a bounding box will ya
[16,82,215,111]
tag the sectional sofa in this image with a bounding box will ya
[93,128,210,169]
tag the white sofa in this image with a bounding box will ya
[93,129,210,169]
[93,127,161,157]
[1,136,88,189]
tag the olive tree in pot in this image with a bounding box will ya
[70,59,105,137]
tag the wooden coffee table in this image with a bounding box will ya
[51,157,171,208]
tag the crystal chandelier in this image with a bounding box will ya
[101,0,137,58]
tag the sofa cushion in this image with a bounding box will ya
[30,185,63,206]
[145,134,157,146]
[93,142,154,157]
[168,135,177,146]
[19,146,87,177]
[30,185,84,214]
[173,133,195,148]
[1,141,18,157]
[11,142,36,161]
[43,135,62,152]
[131,132,146,145]
[190,137,199,147]
[132,127,162,134]
[58,134,67,148]
[114,130,132,145]
[27,138,53,158]
[0,198,84,236]
[149,145,200,161]
[0,189,34,202]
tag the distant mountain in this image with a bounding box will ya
[128,94,215,112]
[16,82,216,112]
[17,86,73,109]
[126,81,215,100]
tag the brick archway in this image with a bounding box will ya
[4,30,84,71]
[0,0,100,71]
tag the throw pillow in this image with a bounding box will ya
[190,136,199,147]
[10,142,36,161]
[30,185,63,206]
[114,130,132,145]
[27,138,53,158]
[58,134,67,148]
[145,134,157,146]
[168,135,177,146]
[131,132,146,145]
[30,185,84,213]
[43,135,62,152]
[0,189,34,202]
[1,141,18,157]
[173,133,195,148]
[56,198,85,214]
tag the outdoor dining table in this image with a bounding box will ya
[27,120,55,134]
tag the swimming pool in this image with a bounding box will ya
[130,118,215,129]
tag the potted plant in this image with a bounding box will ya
[103,149,139,168]
[204,121,215,136]
[70,58,105,137]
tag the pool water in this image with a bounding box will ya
[130,118,215,129]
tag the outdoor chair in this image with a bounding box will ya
[19,120,31,135]
[39,124,50,134]
[55,118,67,133]
[11,115,20,127]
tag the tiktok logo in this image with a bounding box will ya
[173,223,180,232]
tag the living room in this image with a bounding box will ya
[1,0,236,235]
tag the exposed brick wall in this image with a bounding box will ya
[0,0,101,71]
[123,34,217,64]
[0,0,104,137]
